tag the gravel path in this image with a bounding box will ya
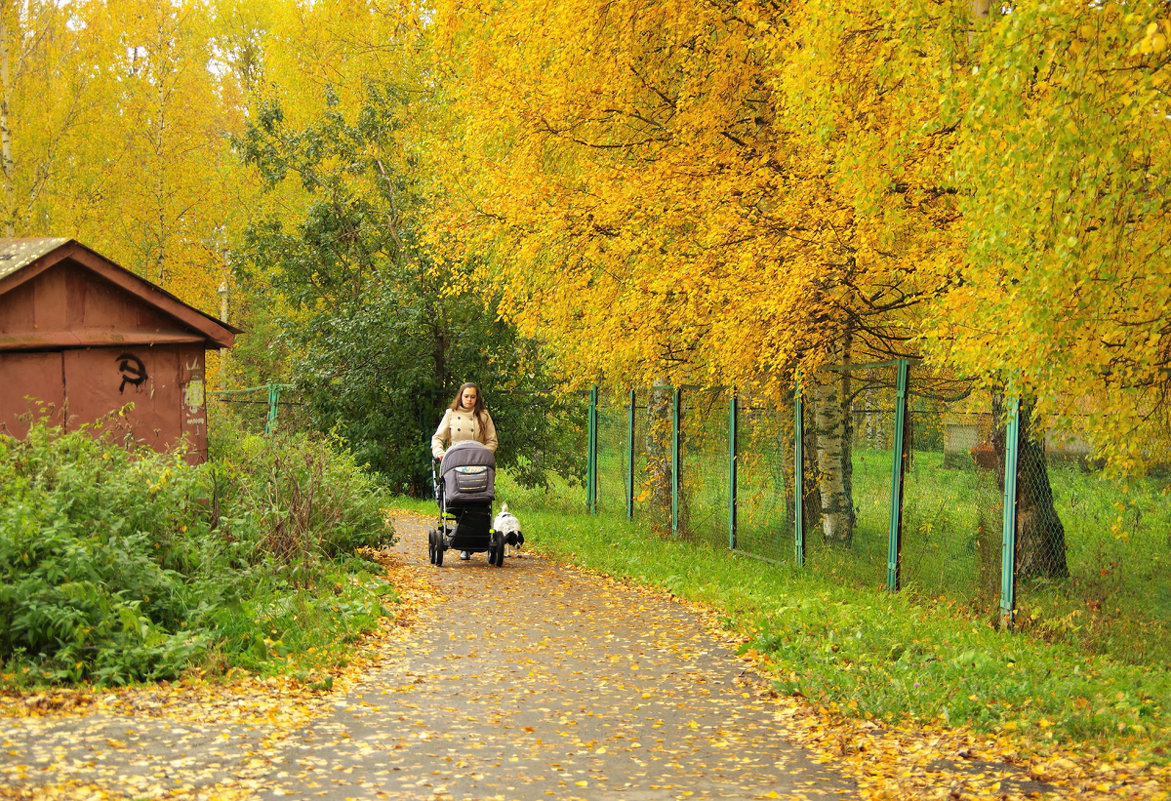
[251,516,854,800]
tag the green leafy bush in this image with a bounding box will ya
[0,417,395,686]
[209,424,394,568]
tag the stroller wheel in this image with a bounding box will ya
[488,530,505,567]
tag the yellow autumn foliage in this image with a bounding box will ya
[423,0,956,393]
[2,0,1168,470]
[422,0,1171,471]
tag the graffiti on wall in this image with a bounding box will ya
[115,353,148,393]
[183,359,206,431]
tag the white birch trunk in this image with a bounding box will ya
[0,9,14,237]
[812,368,855,545]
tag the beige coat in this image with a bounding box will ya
[431,407,498,459]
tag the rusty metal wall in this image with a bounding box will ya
[0,352,65,438]
[57,345,208,462]
[0,258,212,461]
[0,345,208,462]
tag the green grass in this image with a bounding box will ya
[581,432,1171,670]
[398,466,1171,764]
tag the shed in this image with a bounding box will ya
[0,238,238,462]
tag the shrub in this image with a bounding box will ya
[0,417,395,686]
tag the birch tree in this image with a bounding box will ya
[424,0,956,542]
[0,0,103,238]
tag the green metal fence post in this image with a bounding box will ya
[1000,394,1021,628]
[887,359,910,592]
[627,389,636,520]
[212,383,292,435]
[265,383,290,435]
[794,377,806,568]
[672,386,681,536]
[587,385,598,514]
[729,390,738,551]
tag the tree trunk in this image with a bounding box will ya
[811,368,855,545]
[991,393,1070,580]
[782,384,823,535]
[968,0,992,49]
[0,9,13,237]
[801,396,824,533]
[859,379,887,448]
[644,380,674,535]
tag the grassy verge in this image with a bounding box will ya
[403,470,1171,766]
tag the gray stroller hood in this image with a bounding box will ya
[440,440,496,503]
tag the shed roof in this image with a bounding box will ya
[0,238,72,280]
[0,238,239,350]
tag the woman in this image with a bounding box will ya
[431,382,498,461]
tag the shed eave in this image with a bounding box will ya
[0,332,213,352]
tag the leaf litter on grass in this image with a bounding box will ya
[640,567,1171,801]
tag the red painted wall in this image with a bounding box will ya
[0,256,215,462]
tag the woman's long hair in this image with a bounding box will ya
[448,382,487,426]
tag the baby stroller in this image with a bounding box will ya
[428,440,506,567]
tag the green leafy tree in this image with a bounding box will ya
[233,84,578,495]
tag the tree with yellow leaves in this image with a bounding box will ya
[921,0,1171,477]
[423,0,959,542]
[423,0,1171,566]
[0,0,252,316]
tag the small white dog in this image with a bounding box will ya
[493,503,525,558]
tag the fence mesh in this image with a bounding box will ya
[595,391,631,518]
[679,388,731,548]
[573,368,1171,668]
[219,373,1171,666]
[900,380,1001,612]
[1017,431,1171,665]
[736,393,796,562]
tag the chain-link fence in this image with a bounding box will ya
[736,392,797,563]
[209,384,306,435]
[900,382,998,610]
[209,372,1170,665]
[580,364,1171,667]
